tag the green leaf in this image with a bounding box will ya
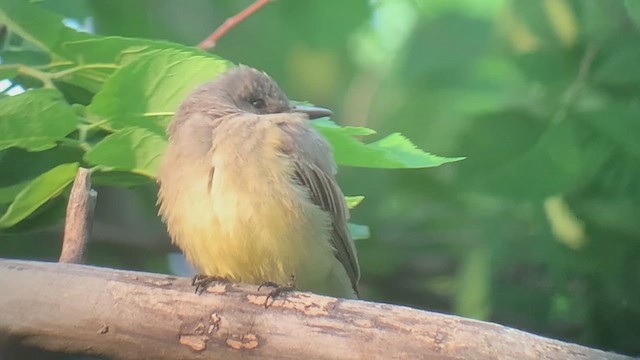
[580,0,625,41]
[86,49,231,134]
[313,119,464,168]
[2,194,68,233]
[0,89,79,151]
[348,222,370,240]
[0,67,17,81]
[91,171,153,187]
[345,195,365,209]
[58,37,217,93]
[0,1,218,92]
[0,162,78,228]
[0,182,28,204]
[312,118,376,136]
[510,1,557,44]
[0,0,89,60]
[61,37,213,66]
[582,105,640,159]
[514,48,577,89]
[402,14,491,86]
[0,50,49,66]
[369,133,465,168]
[626,0,640,28]
[84,127,167,178]
[0,146,84,188]
[593,44,640,86]
[455,110,547,177]
[465,119,614,200]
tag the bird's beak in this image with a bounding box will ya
[293,105,332,119]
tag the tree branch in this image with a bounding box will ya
[197,0,273,50]
[0,259,631,360]
[59,167,96,264]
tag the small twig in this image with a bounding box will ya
[551,44,600,124]
[16,65,55,88]
[563,44,599,107]
[57,137,92,152]
[197,0,273,50]
[59,167,97,264]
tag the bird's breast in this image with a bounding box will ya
[158,114,335,287]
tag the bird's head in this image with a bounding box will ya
[175,65,332,121]
[213,65,292,115]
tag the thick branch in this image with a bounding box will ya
[0,259,630,360]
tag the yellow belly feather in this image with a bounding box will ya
[159,118,350,295]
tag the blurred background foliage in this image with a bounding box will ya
[1,0,639,357]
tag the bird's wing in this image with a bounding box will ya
[290,155,360,296]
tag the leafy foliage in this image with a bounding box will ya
[0,162,78,228]
[0,1,457,239]
[313,119,463,168]
[84,127,166,177]
[0,89,78,151]
[86,49,231,134]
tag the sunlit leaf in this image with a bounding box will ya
[369,133,464,167]
[312,118,376,136]
[345,195,365,209]
[86,49,231,134]
[0,89,78,151]
[0,0,218,92]
[0,182,27,204]
[59,37,217,92]
[0,0,89,60]
[2,194,68,233]
[0,162,78,228]
[313,119,463,169]
[84,127,167,178]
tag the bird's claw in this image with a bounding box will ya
[259,275,296,308]
[192,274,229,294]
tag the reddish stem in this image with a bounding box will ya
[197,0,273,50]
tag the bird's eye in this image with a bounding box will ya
[251,99,266,109]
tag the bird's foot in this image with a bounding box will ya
[192,274,229,294]
[258,275,296,308]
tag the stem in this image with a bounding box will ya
[0,63,119,89]
[52,64,120,78]
[197,0,273,50]
[58,137,92,152]
[80,119,110,131]
[88,165,109,174]
[551,44,599,124]
[16,65,55,88]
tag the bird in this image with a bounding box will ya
[157,65,360,299]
